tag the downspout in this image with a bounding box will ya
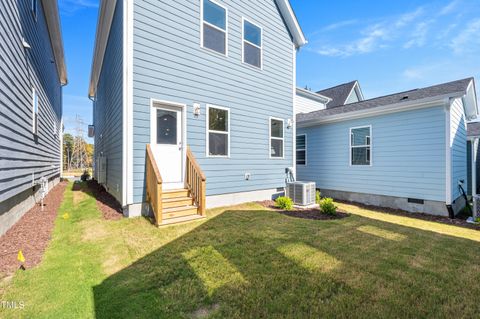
[444,98,453,218]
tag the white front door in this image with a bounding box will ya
[151,103,184,190]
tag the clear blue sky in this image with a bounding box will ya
[60,0,480,140]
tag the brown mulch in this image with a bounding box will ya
[336,199,480,230]
[0,182,68,277]
[259,200,350,220]
[86,180,123,221]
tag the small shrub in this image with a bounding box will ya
[320,198,337,215]
[275,196,293,211]
[476,217,480,223]
[315,190,321,204]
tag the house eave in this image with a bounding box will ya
[296,87,331,103]
[275,0,307,48]
[41,0,68,85]
[297,92,466,128]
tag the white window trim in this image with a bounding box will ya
[241,17,263,70]
[296,134,307,166]
[349,125,372,166]
[32,87,38,134]
[269,117,284,159]
[206,104,230,158]
[200,0,229,57]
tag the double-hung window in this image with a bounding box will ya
[207,105,229,157]
[350,126,371,166]
[242,19,262,68]
[201,0,227,55]
[296,134,306,165]
[270,118,284,158]
[32,88,39,134]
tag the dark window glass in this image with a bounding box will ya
[209,108,228,132]
[156,109,177,145]
[296,150,306,165]
[351,127,371,165]
[203,24,226,54]
[296,135,306,149]
[271,139,283,158]
[209,132,228,156]
[203,0,226,29]
[351,147,370,165]
[244,20,261,46]
[244,42,261,68]
[351,127,370,146]
[296,135,306,165]
[270,119,283,138]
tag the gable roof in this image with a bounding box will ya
[41,0,67,85]
[298,78,477,126]
[88,0,306,97]
[316,80,362,108]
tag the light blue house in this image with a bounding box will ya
[89,0,306,224]
[0,0,67,235]
[296,78,478,216]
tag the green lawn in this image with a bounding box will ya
[1,182,480,318]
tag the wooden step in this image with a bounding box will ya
[163,188,189,199]
[162,205,198,220]
[162,196,194,209]
[160,214,205,226]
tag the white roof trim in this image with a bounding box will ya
[344,81,363,104]
[89,0,117,98]
[275,0,307,48]
[41,0,67,85]
[298,93,465,127]
[296,87,331,103]
[464,79,478,120]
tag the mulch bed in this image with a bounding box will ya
[259,200,350,220]
[86,180,123,221]
[0,182,68,277]
[336,200,480,230]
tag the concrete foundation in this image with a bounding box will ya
[206,188,283,209]
[0,176,60,236]
[319,188,465,217]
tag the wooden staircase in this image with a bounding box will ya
[146,145,206,227]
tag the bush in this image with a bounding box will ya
[315,190,321,204]
[275,196,293,211]
[320,198,337,215]
[80,170,91,182]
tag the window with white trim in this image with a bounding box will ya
[243,19,262,68]
[31,0,37,20]
[296,134,306,165]
[207,106,229,156]
[270,118,284,158]
[201,0,227,55]
[350,126,371,165]
[32,88,39,134]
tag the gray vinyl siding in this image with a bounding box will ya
[297,106,447,202]
[450,97,467,201]
[93,0,123,203]
[0,1,62,203]
[131,0,294,202]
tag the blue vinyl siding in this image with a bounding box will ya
[297,106,447,202]
[93,0,123,203]
[0,1,62,202]
[131,0,294,202]
[450,98,467,201]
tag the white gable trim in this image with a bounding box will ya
[344,81,364,104]
[275,0,307,48]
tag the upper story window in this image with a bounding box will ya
[242,19,262,68]
[32,88,39,135]
[207,105,230,157]
[296,134,306,165]
[201,0,227,55]
[31,0,38,20]
[350,126,371,166]
[270,118,284,158]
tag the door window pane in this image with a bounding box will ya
[156,109,177,145]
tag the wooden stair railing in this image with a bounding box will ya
[146,144,163,226]
[186,147,206,216]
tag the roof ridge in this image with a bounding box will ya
[316,80,357,93]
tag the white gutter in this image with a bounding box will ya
[296,87,331,104]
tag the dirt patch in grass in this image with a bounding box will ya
[86,180,123,221]
[336,200,480,230]
[0,182,68,277]
[259,200,349,220]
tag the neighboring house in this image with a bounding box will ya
[296,78,478,216]
[296,88,331,114]
[466,121,480,196]
[89,0,306,224]
[0,0,67,235]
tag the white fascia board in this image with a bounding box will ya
[89,0,118,98]
[275,0,307,48]
[296,87,331,103]
[298,92,466,128]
